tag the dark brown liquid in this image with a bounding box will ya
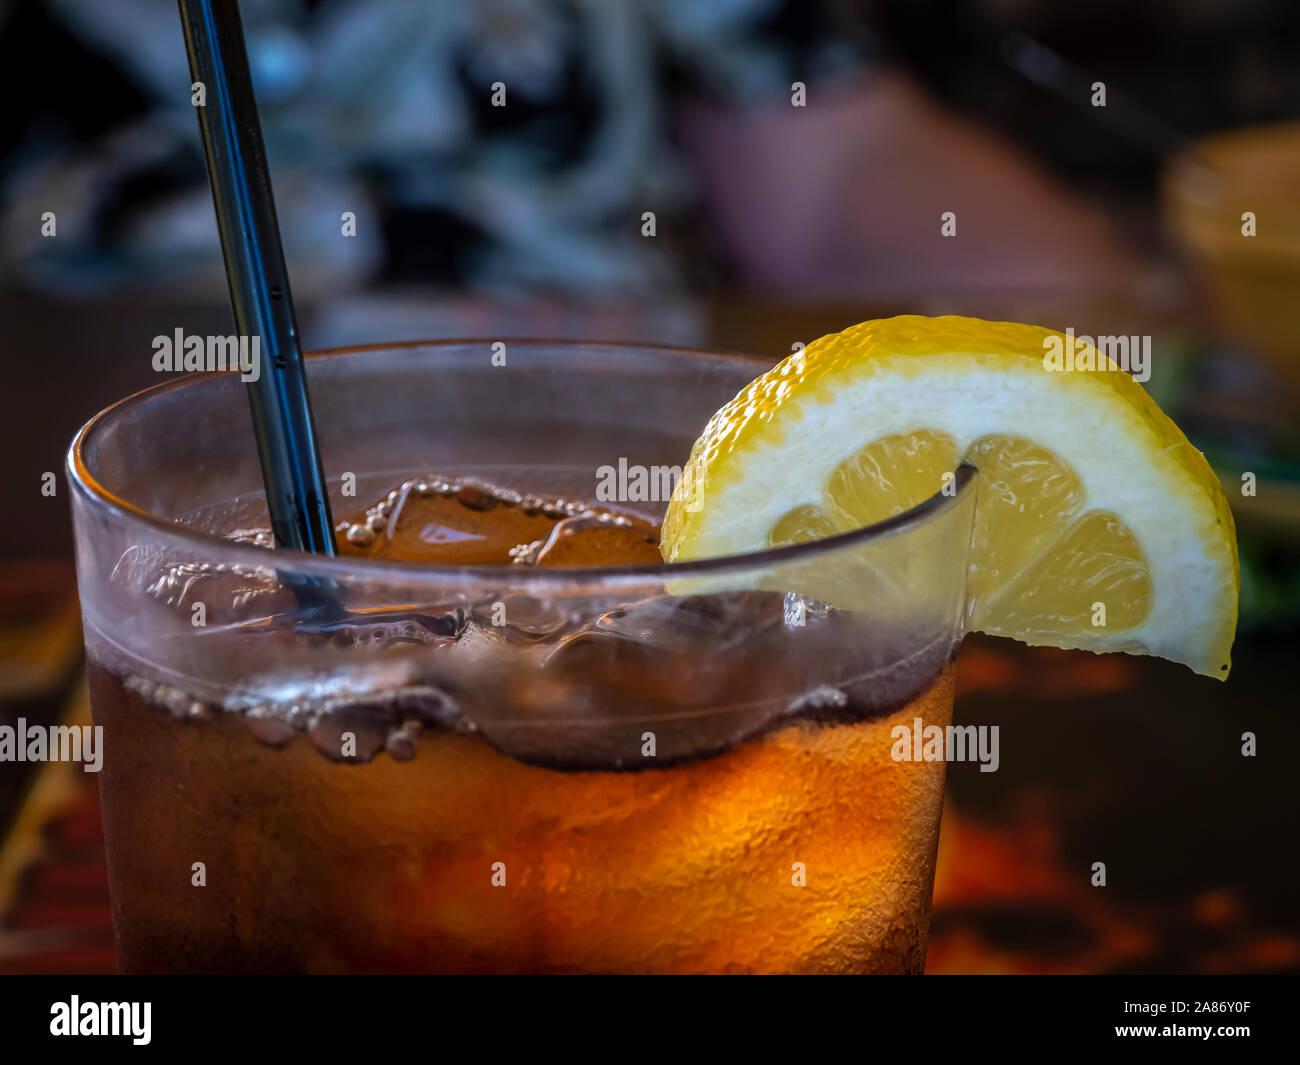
[88,475,954,973]
[335,476,664,566]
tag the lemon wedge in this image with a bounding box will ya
[662,315,1238,678]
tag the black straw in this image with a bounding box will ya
[178,0,336,555]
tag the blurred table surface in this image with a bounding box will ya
[1,286,1297,974]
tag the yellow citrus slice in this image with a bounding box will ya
[662,315,1238,678]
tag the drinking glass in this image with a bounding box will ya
[69,341,976,973]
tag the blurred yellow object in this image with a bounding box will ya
[1164,121,1300,389]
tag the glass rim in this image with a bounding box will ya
[68,338,978,590]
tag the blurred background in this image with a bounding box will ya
[1,0,1298,974]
